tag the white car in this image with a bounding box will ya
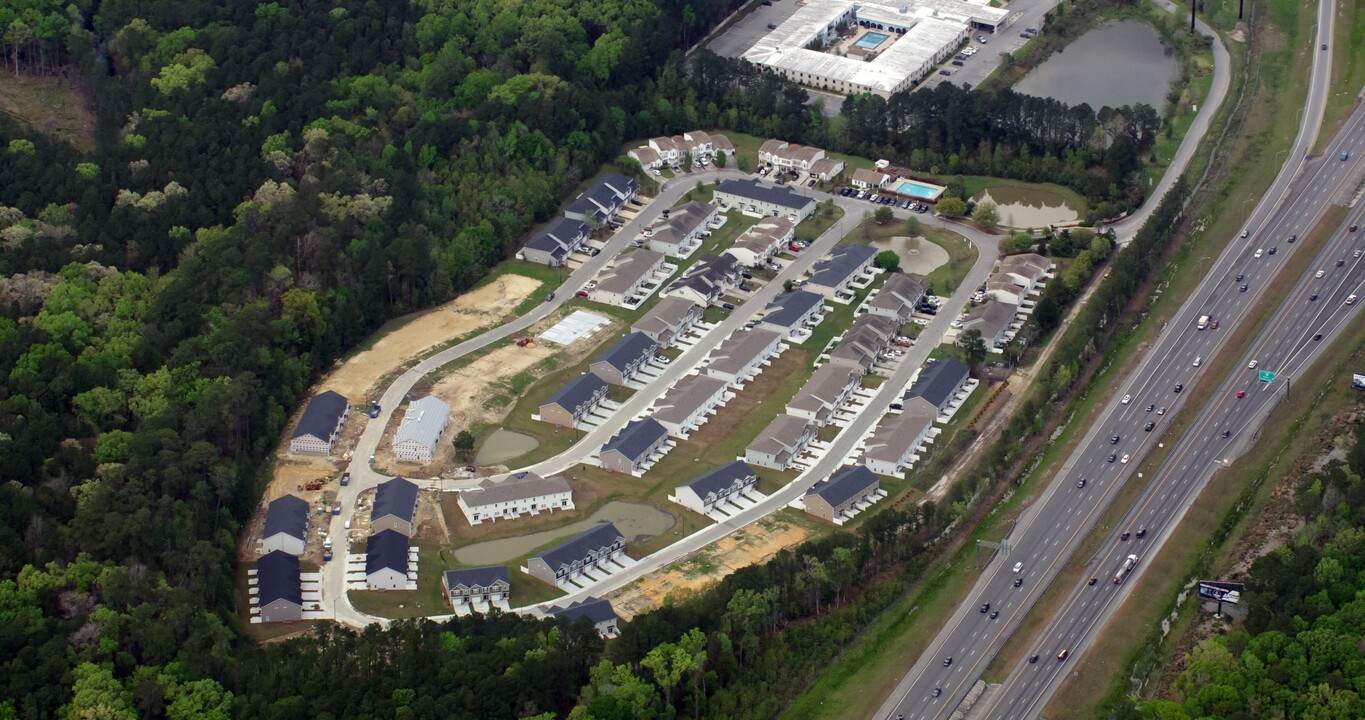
[1193,356,1202,367]
[656,356,670,365]
[1349,294,1358,305]
[1121,454,1131,464]
[1013,562,1024,573]
[950,319,964,328]
[652,169,662,176]
[1254,249,1264,258]
[1315,270,1326,278]
[1121,394,1131,405]
[1240,230,1249,238]
[1248,360,1258,369]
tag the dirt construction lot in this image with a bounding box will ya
[324,274,542,399]
[611,516,810,619]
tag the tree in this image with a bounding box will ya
[958,329,987,369]
[453,430,476,460]
[874,250,900,272]
[714,150,727,168]
[904,216,922,237]
[874,206,894,225]
[694,180,704,199]
[972,200,1000,228]
[783,279,794,292]
[937,197,967,217]
[683,150,693,172]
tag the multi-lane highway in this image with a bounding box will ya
[877,3,1355,714]
[984,146,1365,720]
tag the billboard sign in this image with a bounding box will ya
[1198,580,1244,604]
[1353,373,1365,390]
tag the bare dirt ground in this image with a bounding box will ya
[238,454,348,563]
[611,517,811,620]
[324,274,542,399]
[0,74,97,153]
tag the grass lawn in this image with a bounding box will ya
[673,183,715,206]
[1318,0,1365,151]
[795,203,846,242]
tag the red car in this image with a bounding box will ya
[1210,320,1219,329]
[788,243,802,252]
[575,290,589,297]
[1237,390,1245,398]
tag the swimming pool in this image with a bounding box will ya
[895,179,945,200]
[855,32,888,49]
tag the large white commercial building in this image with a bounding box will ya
[744,0,1008,97]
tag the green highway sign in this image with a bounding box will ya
[1258,370,1276,383]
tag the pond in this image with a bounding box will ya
[1013,20,1177,111]
[473,429,540,466]
[870,235,949,275]
[971,186,1079,228]
[453,500,676,566]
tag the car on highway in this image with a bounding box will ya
[1014,577,1024,587]
[1221,430,1232,438]
[1121,394,1131,404]
[1029,654,1040,663]
[1240,283,1249,292]
[1136,527,1147,539]
[1237,390,1245,398]
[943,657,953,667]
[1316,269,1326,278]
[1350,224,1358,232]
[1310,293,1319,302]
[1254,248,1263,258]
[1343,151,1350,161]
[1174,383,1184,393]
[1057,649,1070,661]
[1268,247,1278,255]
[990,610,1000,619]
[1236,273,1244,281]
[1337,259,1346,267]
[1146,404,1155,412]
[980,602,991,613]
[1157,406,1167,415]
[1088,578,1098,586]
[1013,562,1024,572]
[1077,478,1087,488]
[1288,234,1297,243]
[545,292,555,301]
[1241,230,1250,238]
[1349,295,1358,305]
[1248,360,1258,369]
[1111,434,1121,444]
[1144,421,1155,431]
[1108,453,1117,463]
[1122,453,1131,464]
[1121,531,1131,541]
[1193,356,1202,367]
[1210,320,1219,329]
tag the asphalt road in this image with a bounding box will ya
[877,3,1353,716]
[317,168,998,627]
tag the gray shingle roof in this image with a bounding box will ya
[806,465,878,508]
[810,244,876,290]
[680,461,756,495]
[906,358,969,408]
[543,373,609,414]
[525,217,588,260]
[601,417,667,461]
[534,523,624,569]
[462,472,571,507]
[257,550,302,606]
[443,565,510,591]
[373,477,419,524]
[291,390,348,440]
[365,529,410,575]
[549,596,618,624]
[394,396,449,450]
[596,332,658,373]
[716,179,815,212]
[761,290,823,329]
[263,494,309,541]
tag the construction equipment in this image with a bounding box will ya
[340,472,350,486]
[304,480,324,491]
[331,502,341,516]
[368,400,381,418]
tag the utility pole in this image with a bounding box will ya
[1190,0,1196,33]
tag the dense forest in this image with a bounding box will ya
[1133,419,1365,720]
[0,0,1172,717]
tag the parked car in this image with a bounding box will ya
[575,290,589,298]
[721,302,735,310]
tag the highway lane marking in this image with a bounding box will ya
[976,130,1365,718]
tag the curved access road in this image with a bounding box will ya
[318,169,999,628]
[878,2,1346,716]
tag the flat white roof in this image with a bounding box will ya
[744,0,1007,95]
[538,310,612,346]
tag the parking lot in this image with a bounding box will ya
[706,0,801,59]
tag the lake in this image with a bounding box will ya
[473,429,540,466]
[971,186,1079,228]
[1013,20,1177,111]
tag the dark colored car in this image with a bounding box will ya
[1310,293,1318,302]
[989,610,1000,619]
[1014,577,1023,587]
[1146,404,1155,412]
[1077,478,1087,488]
[575,290,589,298]
[1088,578,1098,586]
[1240,284,1248,292]
[1110,434,1121,444]
[1174,383,1184,393]
[721,302,736,310]
[1268,247,1277,255]
[1236,273,1244,281]
[1108,453,1117,463]
[1288,234,1297,243]
[1144,421,1155,431]
[1121,531,1131,541]
[1029,654,1040,664]
[1136,527,1147,539]
[980,603,991,613]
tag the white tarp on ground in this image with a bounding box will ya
[539,310,612,346]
